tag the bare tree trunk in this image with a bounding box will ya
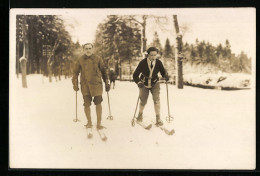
[20,45,28,88]
[68,61,71,78]
[142,15,147,57]
[129,57,132,79]
[20,57,28,88]
[20,64,27,86]
[48,63,52,82]
[16,41,20,78]
[65,62,68,79]
[20,15,28,88]
[28,19,34,74]
[59,65,61,81]
[173,15,183,89]
[119,58,122,80]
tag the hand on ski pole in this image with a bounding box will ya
[73,85,79,91]
[72,79,79,91]
[164,73,169,82]
[137,81,144,88]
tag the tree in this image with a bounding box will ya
[205,42,216,64]
[149,31,163,55]
[216,44,223,58]
[119,15,169,57]
[170,36,251,74]
[182,42,190,63]
[223,39,231,59]
[75,40,80,49]
[126,15,148,55]
[94,15,141,78]
[164,38,173,58]
[16,16,23,77]
[173,15,184,89]
[237,51,250,73]
[190,44,196,64]
[19,15,29,88]
[16,15,73,78]
[197,40,205,60]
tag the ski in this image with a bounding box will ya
[85,125,93,139]
[136,120,152,130]
[152,121,175,135]
[97,128,107,141]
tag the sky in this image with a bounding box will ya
[10,8,256,58]
[60,8,255,59]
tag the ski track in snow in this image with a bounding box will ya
[9,75,255,169]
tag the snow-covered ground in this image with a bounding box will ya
[9,74,255,170]
[183,72,252,88]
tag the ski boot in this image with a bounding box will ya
[85,121,93,128]
[155,116,163,126]
[136,113,143,122]
[96,124,106,130]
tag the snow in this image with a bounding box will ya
[9,74,255,169]
[183,72,252,88]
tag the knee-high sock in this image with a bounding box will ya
[154,103,160,119]
[138,103,145,116]
[84,106,91,123]
[96,104,102,126]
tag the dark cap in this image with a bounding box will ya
[147,47,159,54]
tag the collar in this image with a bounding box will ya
[147,58,155,66]
[84,54,93,59]
[147,58,156,74]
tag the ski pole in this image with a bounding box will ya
[106,92,113,120]
[131,96,139,127]
[166,81,174,123]
[73,91,80,122]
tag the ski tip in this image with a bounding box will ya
[85,125,93,129]
[87,134,93,139]
[102,137,108,141]
[168,129,175,135]
[145,124,152,130]
[131,119,135,127]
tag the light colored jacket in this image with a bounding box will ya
[72,54,107,96]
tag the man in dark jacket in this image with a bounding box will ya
[109,68,116,89]
[72,43,110,129]
[133,47,169,126]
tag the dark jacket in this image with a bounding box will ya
[133,58,166,87]
[109,70,117,81]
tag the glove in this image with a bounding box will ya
[105,82,110,92]
[72,78,79,91]
[137,82,144,88]
[73,85,79,91]
[165,74,169,82]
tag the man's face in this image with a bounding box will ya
[83,44,93,56]
[148,51,157,62]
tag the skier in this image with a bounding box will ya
[72,43,110,129]
[133,47,169,126]
[109,68,117,89]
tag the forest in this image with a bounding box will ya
[15,15,252,84]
